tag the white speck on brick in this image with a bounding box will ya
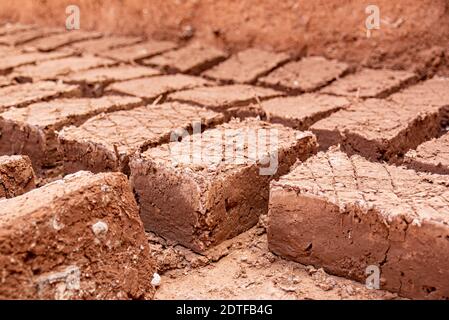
[92,220,108,236]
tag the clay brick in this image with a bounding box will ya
[0,155,35,199]
[0,28,63,46]
[70,36,143,54]
[0,96,142,170]
[0,23,34,36]
[130,118,317,252]
[99,40,178,62]
[58,102,224,174]
[0,171,155,299]
[321,68,417,98]
[260,94,350,130]
[142,42,228,75]
[259,56,349,93]
[404,132,449,175]
[0,76,14,87]
[268,149,449,299]
[24,30,103,52]
[0,50,72,75]
[310,98,445,161]
[11,55,116,82]
[168,84,283,118]
[202,48,290,84]
[107,74,211,101]
[0,81,80,111]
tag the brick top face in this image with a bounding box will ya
[274,149,449,224]
[203,48,290,83]
[405,132,449,173]
[0,28,62,46]
[24,30,103,51]
[320,68,417,98]
[70,36,143,54]
[0,23,34,36]
[391,77,449,108]
[0,50,72,73]
[63,65,160,84]
[100,40,178,61]
[259,57,349,92]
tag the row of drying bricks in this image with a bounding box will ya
[0,23,449,300]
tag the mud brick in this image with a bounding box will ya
[130,118,316,252]
[100,40,178,62]
[0,23,34,36]
[59,102,224,174]
[0,171,155,299]
[0,50,72,75]
[310,98,444,161]
[0,76,14,87]
[0,155,35,199]
[0,96,142,170]
[202,48,290,84]
[0,81,80,111]
[268,149,449,299]
[404,132,449,175]
[11,55,116,82]
[321,68,417,98]
[168,84,283,119]
[261,94,350,130]
[0,28,63,46]
[258,57,349,93]
[24,30,103,52]
[108,74,211,101]
[70,36,143,54]
[63,65,160,96]
[142,42,227,75]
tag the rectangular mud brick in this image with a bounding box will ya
[0,50,72,75]
[99,40,178,62]
[168,84,283,119]
[202,48,290,84]
[0,171,155,299]
[0,155,36,199]
[70,36,143,54]
[11,55,116,82]
[258,56,349,93]
[58,102,224,174]
[0,96,142,171]
[130,118,317,252]
[260,94,350,130]
[268,149,449,299]
[404,132,449,175]
[141,42,228,75]
[320,68,417,98]
[0,28,63,46]
[24,30,103,52]
[107,74,211,101]
[0,23,34,36]
[310,98,445,161]
[63,65,160,96]
[0,81,80,111]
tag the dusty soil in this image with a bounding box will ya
[2,0,449,77]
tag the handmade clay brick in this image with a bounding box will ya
[203,48,290,84]
[0,50,72,75]
[268,149,449,299]
[130,118,317,252]
[0,23,34,36]
[260,94,350,130]
[404,132,449,175]
[168,84,283,118]
[0,76,13,87]
[24,30,103,52]
[0,96,142,170]
[0,28,63,46]
[11,55,116,82]
[99,40,178,62]
[321,68,417,98]
[258,56,349,93]
[59,102,224,174]
[70,36,143,54]
[0,171,155,299]
[0,81,80,111]
[0,155,36,199]
[310,98,444,161]
[107,75,211,101]
[142,42,227,75]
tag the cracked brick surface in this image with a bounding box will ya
[0,81,80,111]
[0,96,142,170]
[310,98,445,161]
[260,94,350,130]
[70,36,143,54]
[142,42,228,75]
[259,56,349,93]
[202,48,290,84]
[0,155,36,199]
[99,40,178,62]
[0,28,63,46]
[58,102,224,174]
[24,30,103,52]
[320,68,417,99]
[0,50,73,75]
[0,171,155,299]
[130,118,317,252]
[268,149,449,299]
